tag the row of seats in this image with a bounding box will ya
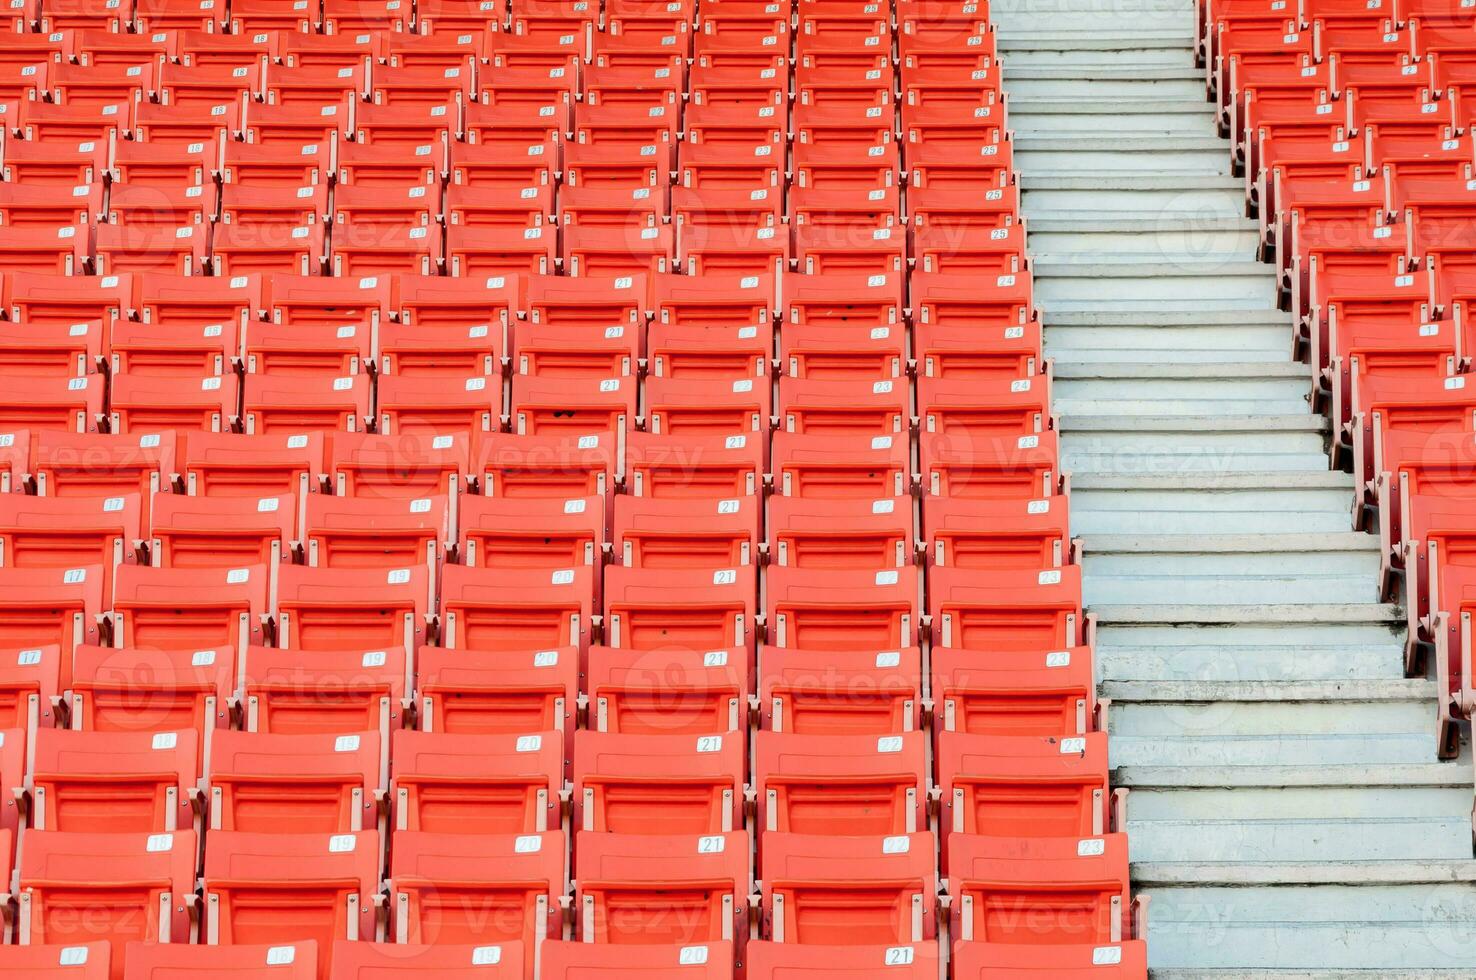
[1,827,1137,959]
[3,938,1145,979]
[1208,0,1476,756]
[6,0,996,42]
[0,193,1016,280]
[0,270,1037,381]
[0,558,1083,674]
[0,426,1054,502]
[0,488,1066,580]
[0,49,995,112]
[2,369,1048,438]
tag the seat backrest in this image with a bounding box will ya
[112,563,269,653]
[20,829,198,947]
[761,831,938,945]
[0,643,62,736]
[0,943,111,979]
[123,941,319,980]
[756,730,928,835]
[573,832,749,944]
[327,940,525,979]
[945,834,1132,946]
[747,942,938,978]
[208,728,383,835]
[539,941,733,979]
[391,728,563,835]
[203,830,382,963]
[573,729,744,834]
[276,564,432,654]
[388,830,565,951]
[0,563,104,690]
[586,645,750,735]
[415,645,578,740]
[31,727,200,834]
[241,645,409,738]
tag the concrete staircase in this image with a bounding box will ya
[990,0,1476,973]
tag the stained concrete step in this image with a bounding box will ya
[1138,863,1476,971]
[1081,533,1379,604]
[1071,475,1355,534]
[1027,214,1257,259]
[1045,309,1291,363]
[1003,66,1206,100]
[1034,260,1277,311]
[1054,361,1310,415]
[1015,113,1215,136]
[1061,415,1330,474]
[1020,173,1248,217]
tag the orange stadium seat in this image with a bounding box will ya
[946,834,1135,946]
[458,494,604,569]
[760,832,937,944]
[0,944,112,980]
[208,728,383,834]
[302,493,449,577]
[124,942,319,980]
[28,727,200,833]
[441,563,595,650]
[766,565,921,650]
[767,495,914,569]
[415,645,578,740]
[391,728,563,835]
[930,565,1086,652]
[18,829,197,951]
[0,373,103,432]
[0,492,141,599]
[540,941,733,978]
[573,831,750,944]
[604,564,758,649]
[756,730,927,835]
[625,430,763,498]
[203,831,382,970]
[179,430,325,498]
[747,942,940,978]
[952,940,1150,979]
[108,371,238,433]
[774,431,912,499]
[388,829,565,954]
[112,563,269,652]
[587,645,752,734]
[0,642,63,736]
[330,431,468,500]
[613,494,758,568]
[241,644,410,737]
[0,564,104,689]
[276,563,432,654]
[69,643,234,735]
[932,645,1097,737]
[328,941,525,979]
[574,729,745,834]
[29,429,177,499]
[149,492,296,568]
[939,729,1114,854]
[241,371,372,435]
[759,645,923,735]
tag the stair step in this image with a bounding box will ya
[1090,602,1402,624]
[1127,816,1474,863]
[1100,642,1404,682]
[1054,361,1307,381]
